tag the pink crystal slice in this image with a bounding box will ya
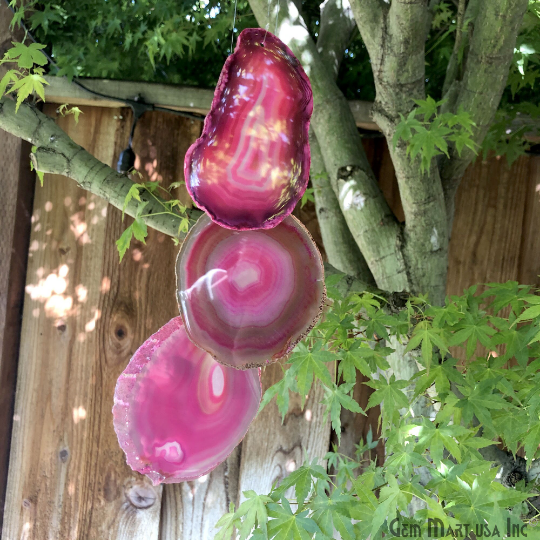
[113,317,261,485]
[176,214,325,369]
[184,28,313,230]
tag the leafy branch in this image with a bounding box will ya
[393,97,478,173]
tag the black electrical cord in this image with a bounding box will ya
[2,0,207,172]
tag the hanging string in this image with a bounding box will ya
[262,0,271,46]
[275,0,280,34]
[230,0,238,54]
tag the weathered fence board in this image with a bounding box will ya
[0,3,36,527]
[2,106,173,540]
[448,155,536,295]
[238,362,331,499]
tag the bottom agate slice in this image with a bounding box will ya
[113,317,261,485]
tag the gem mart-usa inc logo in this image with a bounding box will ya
[389,517,533,538]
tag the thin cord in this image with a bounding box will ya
[262,0,271,45]
[230,0,238,54]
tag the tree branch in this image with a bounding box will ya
[0,96,201,237]
[249,0,409,295]
[316,0,356,78]
[351,0,449,303]
[310,0,375,281]
[440,0,528,226]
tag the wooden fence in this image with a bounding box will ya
[0,99,539,539]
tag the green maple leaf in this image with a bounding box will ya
[122,184,142,219]
[516,296,540,323]
[384,445,430,477]
[258,367,296,421]
[267,499,320,540]
[3,42,48,69]
[413,418,470,464]
[406,320,449,369]
[393,109,424,147]
[234,490,272,540]
[311,490,355,540]
[456,377,509,432]
[413,96,446,121]
[132,218,148,244]
[272,459,330,509]
[0,69,20,97]
[365,375,410,420]
[449,313,497,359]
[287,342,334,407]
[214,502,239,540]
[412,358,463,397]
[322,383,365,443]
[524,422,540,461]
[116,225,133,262]
[370,476,409,537]
[8,72,49,111]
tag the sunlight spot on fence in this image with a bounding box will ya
[34,223,42,232]
[101,207,108,217]
[21,521,31,540]
[77,332,86,342]
[85,309,101,332]
[73,406,87,424]
[45,201,53,212]
[64,196,72,207]
[87,202,95,210]
[304,409,312,421]
[29,240,39,252]
[45,295,73,319]
[31,209,40,223]
[132,248,143,262]
[286,460,296,472]
[198,475,208,483]
[79,197,86,206]
[75,284,88,303]
[32,308,39,318]
[101,277,111,293]
[91,216,98,225]
[13,414,20,422]
[68,483,75,495]
[70,212,91,245]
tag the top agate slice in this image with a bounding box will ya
[176,214,325,369]
[184,28,313,230]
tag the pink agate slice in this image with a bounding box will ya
[176,214,325,369]
[184,28,313,230]
[113,317,261,485]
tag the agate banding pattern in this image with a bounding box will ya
[184,28,313,230]
[176,214,325,369]
[112,317,261,485]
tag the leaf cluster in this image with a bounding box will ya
[393,97,478,173]
[247,276,540,538]
[116,179,191,261]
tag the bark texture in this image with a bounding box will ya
[0,96,201,237]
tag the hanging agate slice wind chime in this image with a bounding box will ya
[112,28,324,485]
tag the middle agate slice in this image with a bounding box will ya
[184,28,313,230]
[176,214,325,369]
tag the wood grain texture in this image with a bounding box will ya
[1,105,199,539]
[237,362,331,500]
[448,154,532,296]
[518,155,540,288]
[0,2,36,527]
